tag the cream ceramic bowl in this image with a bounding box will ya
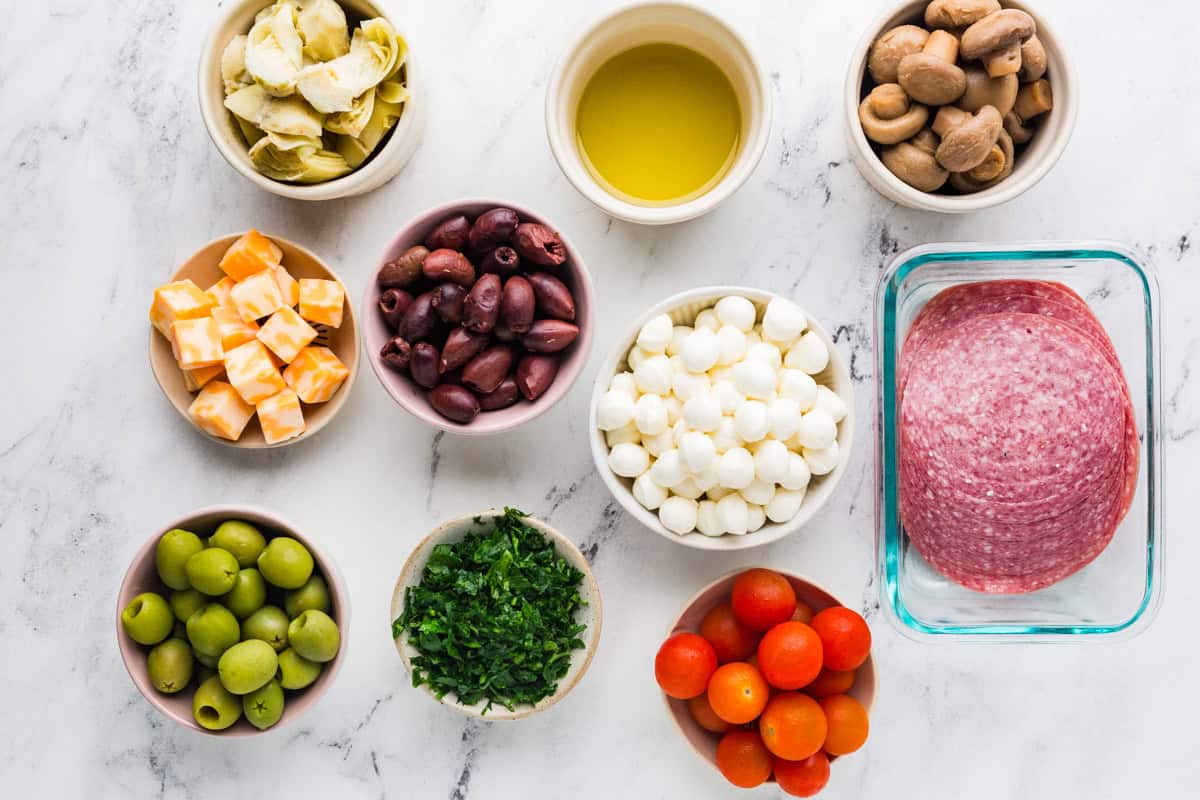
[589,287,855,551]
[844,0,1077,213]
[390,510,603,720]
[116,505,350,737]
[198,0,424,201]
[545,1,772,225]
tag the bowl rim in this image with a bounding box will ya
[544,0,773,225]
[588,285,856,550]
[115,504,351,737]
[361,197,596,436]
[388,508,603,720]
[842,0,1080,213]
[147,231,359,449]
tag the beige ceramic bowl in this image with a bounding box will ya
[149,233,359,448]
[663,569,876,780]
[589,287,855,551]
[844,0,1077,213]
[198,0,424,201]
[116,505,350,737]
[390,510,603,720]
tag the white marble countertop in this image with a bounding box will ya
[3,0,1198,797]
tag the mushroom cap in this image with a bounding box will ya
[898,53,967,106]
[961,9,1036,60]
[868,25,930,84]
[1003,110,1033,144]
[935,104,1003,171]
[958,66,1018,116]
[925,0,1001,29]
[882,134,950,192]
[859,94,929,145]
[950,129,1015,192]
[1018,35,1047,82]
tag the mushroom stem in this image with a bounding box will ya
[924,29,960,63]
[869,84,910,120]
[982,41,1022,77]
[1014,79,1053,120]
[931,106,972,137]
[958,67,1018,116]
[967,145,1006,181]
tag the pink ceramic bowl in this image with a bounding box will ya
[116,505,350,736]
[362,199,595,435]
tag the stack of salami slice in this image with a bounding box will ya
[898,281,1138,593]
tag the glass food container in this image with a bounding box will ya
[874,243,1163,641]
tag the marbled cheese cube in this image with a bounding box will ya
[206,277,237,308]
[298,279,345,328]
[231,269,286,323]
[258,306,317,364]
[284,346,349,404]
[273,265,300,307]
[183,364,225,392]
[224,340,287,404]
[188,380,255,441]
[212,305,260,350]
[257,388,306,444]
[150,280,213,339]
[171,317,224,369]
[218,230,282,281]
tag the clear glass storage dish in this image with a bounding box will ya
[874,243,1163,642]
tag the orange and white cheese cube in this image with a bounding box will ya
[150,280,213,339]
[171,317,224,370]
[212,305,260,350]
[206,276,238,308]
[284,346,349,404]
[258,306,318,364]
[298,279,345,328]
[188,380,255,441]
[257,388,307,444]
[218,230,282,281]
[224,340,287,404]
[273,265,300,307]
[182,364,225,392]
[231,269,287,323]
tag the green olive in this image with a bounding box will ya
[241,606,290,652]
[243,679,285,730]
[285,574,331,618]
[186,603,240,659]
[147,638,194,694]
[218,639,278,695]
[192,675,242,730]
[276,648,322,690]
[185,548,240,596]
[225,569,267,619]
[155,528,204,590]
[257,537,313,590]
[121,592,174,646]
[287,609,341,663]
[170,588,206,623]
[208,520,267,568]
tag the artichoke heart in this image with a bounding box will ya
[221,35,253,95]
[324,88,375,137]
[295,17,402,113]
[225,85,324,138]
[245,0,305,96]
[376,79,410,105]
[249,136,352,184]
[336,97,402,168]
[297,0,350,62]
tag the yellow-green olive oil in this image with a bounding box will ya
[575,43,742,205]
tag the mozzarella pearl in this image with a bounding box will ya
[608,442,649,478]
[632,473,668,510]
[679,431,717,473]
[696,500,723,537]
[659,496,699,534]
[605,422,641,448]
[780,453,812,491]
[672,477,703,500]
[662,395,683,425]
[746,503,767,532]
[762,297,807,343]
[815,385,848,423]
[637,313,674,354]
[694,309,720,331]
[692,463,721,491]
[714,296,757,332]
[643,428,675,457]
[672,369,711,402]
[796,408,837,450]
[634,354,673,395]
[627,346,651,371]
[717,447,755,489]
[784,331,830,374]
[711,417,741,454]
[753,439,790,484]
[766,488,806,523]
[597,390,636,431]
[667,325,693,356]
[671,419,690,446]
[740,478,776,506]
[778,369,818,410]
[610,371,637,396]
[716,325,749,366]
[634,394,669,435]
[683,392,722,432]
[649,449,687,487]
[733,401,770,443]
[803,441,840,475]
[680,327,720,373]
[732,359,776,400]
[745,342,782,370]
[768,397,802,441]
[716,494,750,535]
[706,486,732,501]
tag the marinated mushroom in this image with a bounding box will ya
[1018,35,1047,82]
[925,0,1000,29]
[932,104,1002,171]
[868,25,930,84]
[882,128,950,192]
[960,9,1036,77]
[858,84,929,144]
[958,66,1018,116]
[897,30,967,105]
[1003,110,1033,144]
[950,129,1015,192]
[1013,78,1053,120]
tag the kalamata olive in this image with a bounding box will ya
[439,327,488,373]
[500,276,536,334]
[380,337,412,371]
[432,283,467,324]
[422,249,476,287]
[461,346,514,395]
[468,208,520,251]
[424,215,471,251]
[516,354,560,400]
[428,384,480,423]
[378,246,428,289]
[520,319,580,353]
[480,246,520,277]
[379,289,414,330]
[399,291,438,342]
[526,273,575,321]
[513,223,567,267]
[410,343,441,388]
[462,274,502,333]
[477,377,521,411]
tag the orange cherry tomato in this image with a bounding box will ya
[774,752,831,797]
[804,667,856,698]
[809,606,872,671]
[687,693,731,734]
[758,692,828,761]
[715,730,773,789]
[655,632,717,699]
[820,694,869,756]
[700,601,761,663]
[731,569,797,631]
[757,621,824,690]
[707,662,770,724]
[791,600,814,624]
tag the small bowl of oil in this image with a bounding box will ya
[546,2,772,226]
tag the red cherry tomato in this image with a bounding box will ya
[654,632,718,699]
[731,569,797,631]
[810,606,872,671]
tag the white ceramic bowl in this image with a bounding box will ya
[546,1,772,225]
[198,0,424,201]
[589,287,855,551]
[390,510,603,720]
[844,0,1077,213]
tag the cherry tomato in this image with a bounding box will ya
[654,632,717,699]
[758,692,828,761]
[700,601,761,663]
[804,667,855,698]
[757,621,823,690]
[687,693,731,733]
[716,730,773,789]
[707,662,770,724]
[774,752,831,797]
[731,569,797,631]
[809,606,871,671]
[820,694,869,755]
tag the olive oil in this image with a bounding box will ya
[575,43,741,205]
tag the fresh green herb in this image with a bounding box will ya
[392,507,587,713]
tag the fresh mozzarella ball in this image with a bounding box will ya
[803,442,840,475]
[717,447,755,490]
[740,478,776,507]
[637,314,674,354]
[672,477,703,500]
[608,443,649,478]
[680,327,720,373]
[643,428,675,457]
[711,417,741,454]
[780,453,812,491]
[762,297,807,343]
[784,331,830,374]
[605,422,641,448]
[766,488,806,523]
[597,390,636,430]
[683,392,723,432]
[679,431,717,473]
[734,401,771,443]
[692,463,721,491]
[753,439,790,484]
[714,296,757,332]
[632,473,668,510]
[693,309,720,331]
[712,380,744,415]
[795,408,837,450]
[659,496,699,534]
[696,500,723,537]
[715,324,749,366]
[627,347,651,371]
[634,354,673,395]
[745,342,783,370]
[716,494,750,535]
[671,369,711,403]
[733,360,777,400]
[649,449,687,487]
[815,385,848,423]
[778,369,818,410]
[706,486,732,501]
[768,397,802,441]
[610,371,637,396]
[666,325,693,356]
[634,394,669,435]
[662,395,683,426]
[671,419,690,447]
[746,503,767,532]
